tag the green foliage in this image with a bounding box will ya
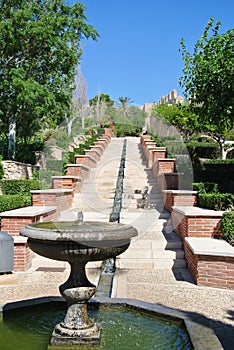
[193,182,219,194]
[33,170,61,189]
[45,129,72,149]
[152,103,200,141]
[0,194,31,212]
[180,17,234,149]
[0,179,40,195]
[0,155,4,179]
[0,0,99,159]
[89,94,114,107]
[197,193,234,211]
[46,160,64,172]
[221,211,234,246]
[204,159,234,164]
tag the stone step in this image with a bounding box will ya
[120,248,184,260]
[116,258,186,270]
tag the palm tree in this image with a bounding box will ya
[118,96,133,116]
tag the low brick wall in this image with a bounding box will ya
[157,172,181,191]
[163,190,197,212]
[100,134,111,142]
[152,158,176,177]
[0,206,57,236]
[90,145,103,155]
[52,176,82,194]
[184,237,234,290]
[66,164,90,179]
[84,149,101,162]
[13,237,35,271]
[104,128,114,137]
[75,155,97,168]
[171,206,223,239]
[31,189,73,213]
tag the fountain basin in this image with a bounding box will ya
[20,221,138,347]
[0,297,223,350]
[20,221,137,262]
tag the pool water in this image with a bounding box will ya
[0,304,192,350]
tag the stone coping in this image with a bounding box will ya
[152,147,167,150]
[85,149,100,155]
[30,189,73,194]
[0,206,57,217]
[51,176,81,180]
[172,206,224,217]
[185,237,234,257]
[13,236,28,243]
[157,158,176,161]
[66,164,90,170]
[0,296,223,350]
[74,155,96,162]
[162,190,197,194]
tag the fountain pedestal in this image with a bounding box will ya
[20,221,137,348]
[51,287,101,347]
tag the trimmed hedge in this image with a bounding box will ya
[197,193,234,211]
[193,182,218,194]
[0,179,40,195]
[221,211,234,246]
[46,159,64,172]
[0,195,31,212]
[0,155,4,179]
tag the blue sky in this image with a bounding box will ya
[68,0,233,106]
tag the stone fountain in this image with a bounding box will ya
[20,220,137,348]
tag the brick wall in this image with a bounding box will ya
[66,164,90,179]
[14,241,35,271]
[163,191,197,212]
[172,209,223,239]
[184,241,234,290]
[85,150,101,162]
[52,176,81,193]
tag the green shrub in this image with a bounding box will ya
[186,142,220,162]
[221,211,234,246]
[204,159,234,165]
[0,195,31,212]
[198,193,234,211]
[0,155,4,180]
[36,170,61,189]
[193,182,219,194]
[46,159,64,172]
[0,179,40,195]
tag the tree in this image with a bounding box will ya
[67,64,88,135]
[152,103,200,142]
[179,17,234,158]
[117,96,133,116]
[89,93,114,123]
[0,0,98,159]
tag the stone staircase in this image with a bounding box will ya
[117,137,187,273]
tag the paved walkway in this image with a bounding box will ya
[0,137,233,349]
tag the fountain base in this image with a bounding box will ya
[50,322,101,348]
[50,288,101,348]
